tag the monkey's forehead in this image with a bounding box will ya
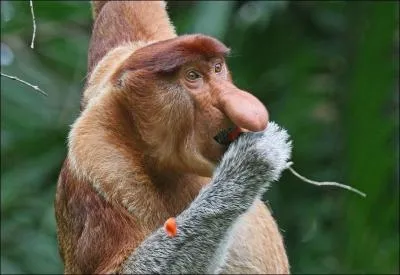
[120,34,230,73]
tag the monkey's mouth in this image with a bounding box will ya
[213,127,242,146]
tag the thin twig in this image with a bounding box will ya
[286,162,366,198]
[1,72,47,96]
[30,0,36,49]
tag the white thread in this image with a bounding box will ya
[285,161,366,198]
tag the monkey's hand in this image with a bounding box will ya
[121,121,291,274]
[217,121,292,195]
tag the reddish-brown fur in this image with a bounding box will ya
[116,35,229,74]
[55,1,289,274]
[56,160,146,274]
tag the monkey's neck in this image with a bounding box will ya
[69,92,208,228]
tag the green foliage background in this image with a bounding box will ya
[1,1,398,274]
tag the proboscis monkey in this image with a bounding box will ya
[55,1,291,274]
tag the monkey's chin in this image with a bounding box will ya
[205,140,229,165]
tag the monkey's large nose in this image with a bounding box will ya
[218,86,269,132]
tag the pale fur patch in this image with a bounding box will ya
[160,0,167,9]
[69,41,155,211]
[83,40,156,107]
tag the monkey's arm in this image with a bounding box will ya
[121,122,292,274]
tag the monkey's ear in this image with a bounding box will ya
[113,69,158,96]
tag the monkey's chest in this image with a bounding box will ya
[219,200,290,274]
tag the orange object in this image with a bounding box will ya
[227,127,242,142]
[164,217,177,237]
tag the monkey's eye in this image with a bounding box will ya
[214,63,223,73]
[185,70,202,81]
